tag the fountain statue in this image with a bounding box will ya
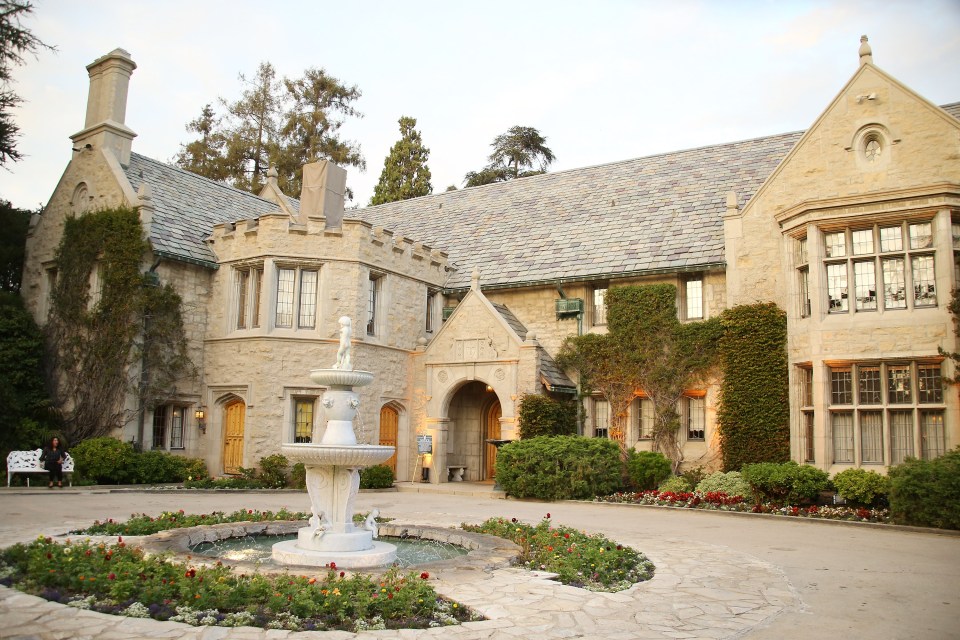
[272,316,397,568]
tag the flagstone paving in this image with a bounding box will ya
[0,486,956,639]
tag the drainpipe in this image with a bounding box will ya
[135,258,162,449]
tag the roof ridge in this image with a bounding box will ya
[361,129,805,212]
[130,152,283,208]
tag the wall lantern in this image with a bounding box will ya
[195,406,206,432]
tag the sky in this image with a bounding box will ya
[1,0,959,211]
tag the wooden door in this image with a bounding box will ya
[222,400,245,474]
[484,401,502,480]
[379,405,398,473]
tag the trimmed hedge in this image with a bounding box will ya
[741,461,829,505]
[832,468,890,507]
[359,464,394,489]
[625,450,672,490]
[71,436,206,485]
[495,435,622,500]
[888,448,960,529]
[717,303,790,470]
[517,394,578,438]
[695,471,753,499]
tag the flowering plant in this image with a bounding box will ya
[463,514,654,592]
[597,491,890,523]
[0,535,477,631]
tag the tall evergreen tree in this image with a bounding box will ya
[220,61,284,193]
[173,104,231,182]
[464,125,555,187]
[174,63,365,199]
[0,199,30,292]
[0,1,54,166]
[280,67,364,196]
[369,116,432,206]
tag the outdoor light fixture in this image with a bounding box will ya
[195,407,206,432]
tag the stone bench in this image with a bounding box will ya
[447,465,467,482]
[6,449,74,487]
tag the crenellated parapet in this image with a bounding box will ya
[207,213,450,281]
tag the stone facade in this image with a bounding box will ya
[21,40,960,483]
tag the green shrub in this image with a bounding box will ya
[517,394,578,438]
[134,450,176,484]
[290,462,306,489]
[657,475,692,493]
[180,456,208,481]
[741,461,829,505]
[359,464,394,489]
[680,465,708,488]
[695,471,753,499]
[625,450,672,490]
[832,468,891,506]
[71,437,136,484]
[257,454,289,488]
[888,448,960,529]
[495,435,622,500]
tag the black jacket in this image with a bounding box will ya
[39,446,66,472]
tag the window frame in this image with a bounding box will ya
[367,272,384,336]
[293,397,316,443]
[820,220,937,316]
[592,397,610,439]
[681,276,704,321]
[591,285,608,326]
[274,264,319,330]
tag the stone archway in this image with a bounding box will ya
[444,381,500,482]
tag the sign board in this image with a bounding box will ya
[417,434,433,454]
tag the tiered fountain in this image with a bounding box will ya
[272,317,397,569]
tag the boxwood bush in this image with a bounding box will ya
[517,394,578,438]
[71,437,137,484]
[741,461,829,505]
[72,436,206,485]
[359,464,394,489]
[832,468,890,507]
[695,470,753,499]
[625,450,672,490]
[494,435,622,500]
[657,475,692,493]
[888,448,960,529]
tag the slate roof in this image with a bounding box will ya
[942,102,960,119]
[356,132,802,290]
[124,153,284,267]
[491,301,575,391]
[123,102,959,280]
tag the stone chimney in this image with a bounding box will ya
[70,48,137,165]
[300,160,347,228]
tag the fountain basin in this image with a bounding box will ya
[281,444,395,467]
[309,368,374,388]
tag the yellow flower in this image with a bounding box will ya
[332,588,341,596]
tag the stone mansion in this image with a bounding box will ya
[21,38,960,482]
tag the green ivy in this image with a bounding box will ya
[717,303,789,470]
[45,207,194,442]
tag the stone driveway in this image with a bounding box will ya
[0,484,956,639]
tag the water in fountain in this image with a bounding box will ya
[195,534,467,567]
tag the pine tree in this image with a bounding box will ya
[220,62,284,193]
[463,125,555,187]
[280,67,364,196]
[369,116,432,205]
[174,104,231,182]
[0,1,54,166]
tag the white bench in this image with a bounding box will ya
[6,449,74,487]
[447,465,467,482]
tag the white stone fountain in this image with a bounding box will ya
[272,317,397,568]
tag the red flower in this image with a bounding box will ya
[388,593,394,599]
[329,562,336,570]
[546,512,551,519]
[308,577,316,584]
[420,571,430,580]
[108,573,116,580]
[564,533,570,539]
[339,571,345,578]
[46,553,52,559]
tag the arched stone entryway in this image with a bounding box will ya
[444,381,501,483]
